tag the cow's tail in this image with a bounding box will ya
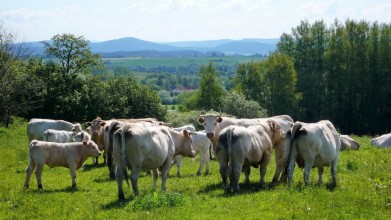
[227,127,234,174]
[121,124,131,185]
[28,140,38,165]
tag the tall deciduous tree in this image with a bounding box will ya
[195,62,225,111]
[42,33,102,77]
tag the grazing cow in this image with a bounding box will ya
[173,130,212,177]
[27,118,82,142]
[43,129,76,143]
[24,140,101,189]
[86,117,112,164]
[75,131,92,143]
[198,114,293,183]
[340,135,360,151]
[216,120,281,193]
[113,123,196,200]
[286,120,341,187]
[370,133,391,148]
[104,120,163,179]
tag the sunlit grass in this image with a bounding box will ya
[0,124,390,219]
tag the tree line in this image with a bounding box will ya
[224,19,390,135]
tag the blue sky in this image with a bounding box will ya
[1,0,390,42]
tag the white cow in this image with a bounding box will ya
[172,124,196,132]
[340,135,360,151]
[173,130,212,177]
[197,114,293,183]
[43,129,76,143]
[216,120,281,193]
[27,118,82,142]
[24,140,101,189]
[113,123,196,200]
[371,133,391,148]
[287,120,341,187]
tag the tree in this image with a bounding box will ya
[221,92,267,118]
[0,21,45,126]
[194,62,226,111]
[264,53,300,116]
[42,33,102,77]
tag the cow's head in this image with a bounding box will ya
[178,129,196,158]
[86,117,106,137]
[83,141,101,157]
[71,123,83,134]
[197,114,223,139]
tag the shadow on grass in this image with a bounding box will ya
[27,186,83,194]
[82,163,106,171]
[102,196,135,210]
[198,180,282,197]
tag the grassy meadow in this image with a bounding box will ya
[1,121,390,219]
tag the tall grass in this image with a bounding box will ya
[0,122,390,219]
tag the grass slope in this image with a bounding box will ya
[0,122,390,219]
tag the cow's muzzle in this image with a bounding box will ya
[207,133,214,139]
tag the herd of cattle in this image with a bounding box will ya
[22,115,391,199]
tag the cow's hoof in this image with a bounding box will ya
[38,184,43,189]
[196,171,201,176]
[24,184,29,189]
[72,183,77,188]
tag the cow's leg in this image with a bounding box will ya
[130,166,141,195]
[204,151,210,175]
[219,160,229,191]
[69,164,77,188]
[152,169,159,190]
[35,164,44,189]
[272,142,284,184]
[24,162,36,189]
[330,157,338,187]
[160,166,170,192]
[260,153,272,188]
[242,165,251,185]
[115,164,125,200]
[197,152,204,176]
[317,166,324,185]
[173,155,183,177]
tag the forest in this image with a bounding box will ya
[0,19,390,135]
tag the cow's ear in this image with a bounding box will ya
[86,122,92,126]
[197,117,204,124]
[100,122,106,126]
[217,116,223,123]
[267,120,277,131]
[183,129,189,137]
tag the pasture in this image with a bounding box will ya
[1,121,390,219]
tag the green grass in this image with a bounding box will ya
[1,122,390,219]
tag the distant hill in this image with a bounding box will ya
[25,37,278,57]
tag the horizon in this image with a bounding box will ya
[2,0,391,42]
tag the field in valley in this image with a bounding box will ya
[0,121,390,219]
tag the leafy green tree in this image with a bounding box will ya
[194,62,226,111]
[264,53,300,116]
[42,33,102,77]
[221,92,267,118]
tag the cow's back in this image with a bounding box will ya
[27,119,73,141]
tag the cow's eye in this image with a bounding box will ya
[214,123,217,125]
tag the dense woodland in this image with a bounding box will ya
[0,19,390,135]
